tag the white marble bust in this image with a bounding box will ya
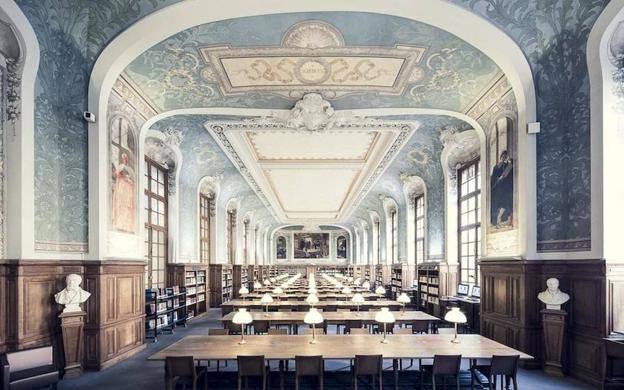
[55,274,91,313]
[538,278,570,310]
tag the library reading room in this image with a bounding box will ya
[0,0,623,389]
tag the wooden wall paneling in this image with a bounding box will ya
[0,263,5,352]
[607,263,624,335]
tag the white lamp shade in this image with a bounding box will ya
[342,286,352,295]
[362,281,371,290]
[347,277,354,283]
[304,308,324,325]
[375,307,395,324]
[397,293,410,304]
[232,308,253,325]
[375,286,386,295]
[444,307,467,324]
[253,281,262,289]
[239,286,249,295]
[308,288,318,295]
[353,278,361,285]
[263,279,271,285]
[260,293,273,304]
[306,294,319,305]
[273,287,284,295]
[351,293,365,304]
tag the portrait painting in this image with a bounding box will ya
[294,233,329,259]
[110,116,137,233]
[276,236,287,259]
[489,117,514,230]
[336,235,347,259]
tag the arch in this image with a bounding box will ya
[588,0,624,262]
[1,1,39,259]
[87,0,537,260]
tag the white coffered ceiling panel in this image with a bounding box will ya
[246,130,378,161]
[265,167,361,218]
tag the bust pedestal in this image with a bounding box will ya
[541,308,567,377]
[59,311,86,378]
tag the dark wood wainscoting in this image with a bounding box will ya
[480,259,606,385]
[607,263,624,335]
[0,260,146,370]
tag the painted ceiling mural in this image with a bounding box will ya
[14,0,609,253]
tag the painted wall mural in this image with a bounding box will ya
[294,233,330,259]
[489,118,514,231]
[110,116,137,233]
[276,236,287,259]
[337,235,347,259]
[14,2,611,253]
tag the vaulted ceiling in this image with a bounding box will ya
[120,12,511,227]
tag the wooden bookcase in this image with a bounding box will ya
[209,264,233,306]
[145,286,187,342]
[167,263,208,320]
[417,262,441,317]
[390,263,415,299]
[233,265,249,298]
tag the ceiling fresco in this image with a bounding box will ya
[123,12,502,113]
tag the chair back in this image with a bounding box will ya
[345,320,363,333]
[393,328,412,335]
[208,328,229,336]
[278,308,292,312]
[349,328,369,335]
[165,356,196,380]
[253,321,269,334]
[354,354,383,376]
[295,355,323,376]
[324,305,337,312]
[237,355,265,377]
[411,321,429,334]
[432,355,462,376]
[297,305,309,312]
[226,320,243,334]
[359,305,372,312]
[268,328,288,335]
[6,346,54,373]
[490,355,519,376]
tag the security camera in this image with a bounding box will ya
[83,111,96,123]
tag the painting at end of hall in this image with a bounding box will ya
[294,233,329,259]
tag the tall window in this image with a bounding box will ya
[391,209,398,263]
[144,157,168,289]
[375,219,381,265]
[458,160,481,284]
[414,194,425,264]
[227,209,237,264]
[199,193,212,263]
[243,219,250,264]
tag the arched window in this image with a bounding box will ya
[458,159,481,284]
[199,193,212,263]
[391,208,398,262]
[414,194,425,263]
[227,208,237,264]
[144,157,168,288]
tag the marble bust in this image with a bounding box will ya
[54,274,91,313]
[537,278,570,310]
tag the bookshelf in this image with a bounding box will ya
[417,262,441,316]
[233,265,248,298]
[209,264,233,306]
[390,263,415,299]
[145,286,187,342]
[167,264,208,320]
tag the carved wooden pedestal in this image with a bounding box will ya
[59,311,86,378]
[541,309,567,377]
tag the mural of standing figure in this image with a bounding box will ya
[490,150,513,229]
[111,152,136,232]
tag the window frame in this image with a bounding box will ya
[144,156,168,289]
[414,194,426,264]
[457,158,481,285]
[199,193,212,264]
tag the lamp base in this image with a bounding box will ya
[309,339,317,344]
[450,338,460,344]
[238,340,247,345]
[380,339,389,344]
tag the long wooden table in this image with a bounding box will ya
[221,299,402,314]
[221,310,439,327]
[149,334,533,361]
[245,292,379,300]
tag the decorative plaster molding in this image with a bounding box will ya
[113,74,159,120]
[35,240,89,253]
[6,58,20,124]
[463,73,512,121]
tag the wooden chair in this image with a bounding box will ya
[352,354,383,390]
[207,329,229,370]
[420,354,462,390]
[253,321,269,334]
[410,321,430,334]
[225,320,242,335]
[604,339,624,389]
[344,320,363,334]
[471,355,519,390]
[349,328,369,335]
[165,356,207,390]
[295,355,324,390]
[323,305,337,312]
[237,355,268,390]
